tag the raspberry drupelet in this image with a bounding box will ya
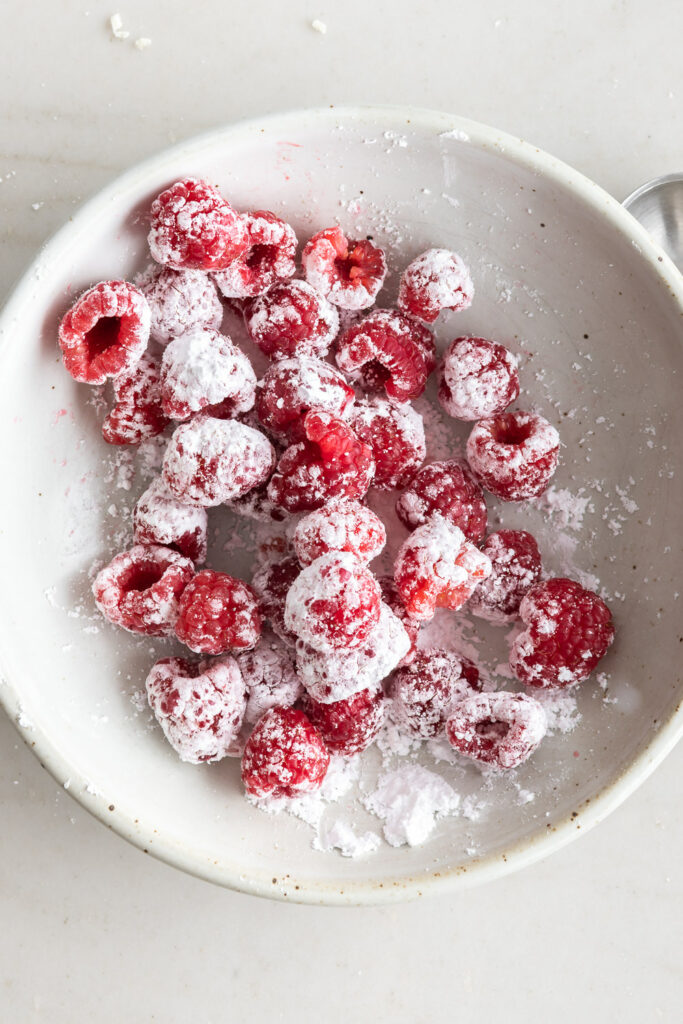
[148,177,248,271]
[349,397,426,490]
[445,691,547,770]
[102,350,169,445]
[301,687,385,755]
[395,459,488,543]
[213,210,297,298]
[284,552,381,651]
[292,498,386,567]
[377,575,421,666]
[255,357,355,442]
[133,475,208,563]
[466,410,560,501]
[175,570,261,655]
[390,649,481,739]
[397,248,474,323]
[251,555,301,647]
[244,279,340,361]
[335,309,436,401]
[160,328,256,421]
[469,530,543,624]
[509,577,614,688]
[236,629,303,725]
[438,336,520,421]
[241,706,330,799]
[92,543,194,636]
[136,264,223,346]
[302,226,387,310]
[58,280,150,385]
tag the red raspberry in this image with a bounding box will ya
[213,210,297,298]
[302,226,387,310]
[148,177,248,271]
[160,328,256,421]
[145,655,246,763]
[175,570,261,654]
[394,514,492,621]
[245,280,339,360]
[377,575,421,666]
[395,459,488,543]
[102,351,169,445]
[335,309,436,401]
[284,552,381,651]
[466,411,560,501]
[438,336,520,421]
[445,691,547,769]
[397,248,474,323]
[162,414,274,507]
[469,530,543,623]
[58,280,150,385]
[509,578,615,688]
[251,555,300,646]
[225,480,285,523]
[133,476,208,563]
[136,264,223,345]
[267,410,375,513]
[390,649,481,738]
[293,498,386,566]
[241,706,329,799]
[301,688,384,755]
[92,543,194,636]
[236,630,303,725]
[255,357,355,442]
[349,397,426,490]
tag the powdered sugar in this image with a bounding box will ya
[398,248,474,323]
[136,264,223,345]
[364,765,460,846]
[160,328,256,420]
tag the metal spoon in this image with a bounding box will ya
[623,173,683,272]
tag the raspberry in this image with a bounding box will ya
[148,177,248,271]
[251,555,300,647]
[301,688,384,755]
[390,649,481,738]
[236,630,303,725]
[160,328,256,421]
[245,280,339,360]
[292,499,386,566]
[225,480,285,523]
[509,578,614,688]
[438,336,520,421]
[241,706,329,799]
[335,310,436,401]
[136,264,223,345]
[133,476,208,562]
[162,414,274,507]
[145,655,246,763]
[394,513,492,621]
[349,397,426,490]
[267,410,375,513]
[213,210,297,298]
[284,552,381,651]
[102,351,169,445]
[256,357,355,442]
[58,280,150,385]
[377,575,421,666]
[175,570,261,654]
[302,226,387,310]
[445,691,547,769]
[397,248,474,323]
[469,530,542,623]
[92,543,194,636]
[395,459,488,543]
[466,411,560,501]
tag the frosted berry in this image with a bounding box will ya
[175,570,261,654]
[251,555,300,647]
[284,552,381,651]
[293,499,386,566]
[301,688,384,755]
[395,459,488,543]
[245,279,339,360]
[469,530,542,623]
[349,397,426,490]
[236,630,303,725]
[148,177,248,271]
[58,280,150,385]
[377,575,421,667]
[335,309,436,401]
[438,336,520,421]
[241,706,329,799]
[466,411,560,501]
[446,691,547,769]
[213,210,297,298]
[92,543,194,636]
[302,225,387,310]
[398,248,474,323]
[102,351,169,445]
[133,476,208,563]
[136,264,223,345]
[390,649,481,738]
[256,357,355,442]
[225,480,285,523]
[160,328,256,420]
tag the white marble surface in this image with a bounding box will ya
[1,1,682,1020]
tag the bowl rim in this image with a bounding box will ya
[1,104,682,905]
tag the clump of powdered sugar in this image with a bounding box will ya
[364,764,460,847]
[313,821,380,858]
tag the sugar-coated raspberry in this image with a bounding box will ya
[245,279,339,360]
[251,555,300,647]
[92,543,194,636]
[390,649,481,738]
[136,264,223,345]
[469,530,542,624]
[301,688,384,755]
[267,410,375,513]
[133,476,208,563]
[335,309,436,401]
[466,411,560,501]
[236,629,303,725]
[58,280,150,385]
[509,578,614,688]
[148,178,248,271]
[284,552,381,651]
[394,513,492,621]
[102,351,169,445]
[293,499,386,566]
[395,459,488,543]
[162,414,275,507]
[175,570,261,654]
[225,480,285,523]
[349,397,426,490]
[445,691,547,769]
[256,357,355,442]
[438,336,520,421]
[241,706,329,799]
[377,575,421,667]
[397,248,474,323]
[302,226,387,310]
[213,210,297,298]
[146,655,246,763]
[160,328,256,421]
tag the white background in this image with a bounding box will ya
[1,2,682,1020]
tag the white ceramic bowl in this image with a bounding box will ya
[1,107,682,905]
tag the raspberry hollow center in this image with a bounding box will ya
[85,316,122,360]
[119,563,167,593]
[491,418,534,446]
[475,718,509,741]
